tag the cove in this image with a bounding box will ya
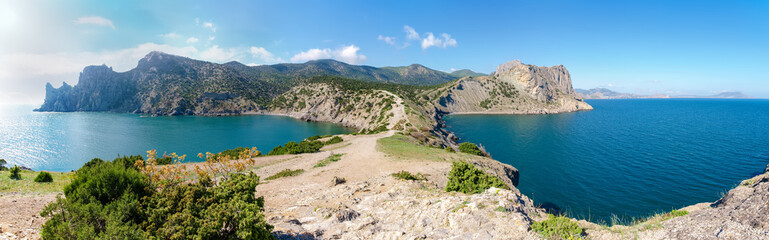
[0,105,353,172]
[443,99,769,224]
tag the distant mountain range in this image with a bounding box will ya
[36,51,589,119]
[575,88,751,99]
[36,51,467,114]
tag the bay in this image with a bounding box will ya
[444,99,769,224]
[0,105,352,172]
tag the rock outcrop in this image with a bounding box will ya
[426,60,592,115]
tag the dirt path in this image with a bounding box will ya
[379,90,411,130]
[0,193,57,240]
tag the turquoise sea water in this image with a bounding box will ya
[444,99,769,224]
[0,105,352,172]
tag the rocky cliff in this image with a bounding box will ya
[424,60,592,115]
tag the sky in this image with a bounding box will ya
[1,0,768,104]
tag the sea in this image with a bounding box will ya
[0,105,352,172]
[444,99,769,224]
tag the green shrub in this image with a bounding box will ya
[445,147,456,153]
[34,172,54,183]
[479,98,492,109]
[9,165,21,180]
[324,136,343,145]
[155,156,173,165]
[0,159,7,171]
[81,158,105,170]
[445,161,507,194]
[306,135,331,141]
[215,147,253,160]
[530,214,584,240]
[142,173,272,239]
[391,170,426,181]
[41,158,151,239]
[113,155,143,170]
[40,156,273,240]
[458,142,483,156]
[264,169,304,180]
[267,140,324,155]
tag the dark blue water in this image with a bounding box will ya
[0,105,352,172]
[444,99,769,224]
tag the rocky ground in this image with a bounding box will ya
[0,193,55,240]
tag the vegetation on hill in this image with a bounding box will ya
[445,161,508,194]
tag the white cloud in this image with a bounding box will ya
[249,46,283,64]
[291,49,332,62]
[441,33,457,47]
[73,16,115,29]
[202,21,216,32]
[0,43,198,104]
[290,45,366,64]
[378,35,396,45]
[404,25,420,40]
[186,37,199,43]
[421,32,457,49]
[209,36,215,41]
[199,45,242,62]
[160,32,181,39]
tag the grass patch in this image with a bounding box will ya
[531,214,585,240]
[376,134,446,162]
[391,170,426,181]
[264,169,305,180]
[607,209,690,232]
[0,170,72,193]
[494,206,508,212]
[314,154,344,168]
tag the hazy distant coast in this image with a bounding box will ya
[576,88,752,100]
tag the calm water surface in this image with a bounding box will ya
[0,105,352,172]
[444,99,769,224]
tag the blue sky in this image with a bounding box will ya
[1,0,768,104]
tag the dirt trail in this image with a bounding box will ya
[379,90,410,130]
